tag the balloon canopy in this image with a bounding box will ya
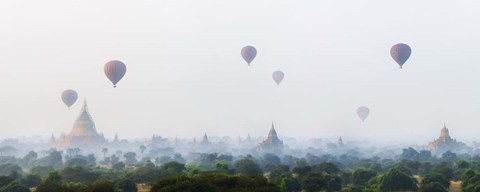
[61,89,78,109]
[272,71,285,85]
[241,46,257,66]
[390,43,412,69]
[357,106,370,122]
[104,60,127,88]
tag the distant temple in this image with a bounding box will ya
[337,137,345,148]
[246,134,252,142]
[49,134,56,145]
[113,133,119,143]
[198,133,211,147]
[146,135,170,148]
[257,123,284,154]
[53,100,107,148]
[428,124,466,153]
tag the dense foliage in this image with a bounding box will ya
[1,147,480,191]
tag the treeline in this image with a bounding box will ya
[2,147,480,191]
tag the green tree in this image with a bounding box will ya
[186,164,201,177]
[433,162,454,180]
[0,176,14,188]
[65,158,87,167]
[155,156,173,165]
[86,154,96,167]
[65,182,87,192]
[324,174,342,192]
[34,172,65,192]
[419,182,447,192]
[301,173,324,192]
[441,151,457,164]
[352,168,377,186]
[292,164,312,178]
[340,171,353,187]
[150,176,213,192]
[20,174,41,188]
[262,153,281,172]
[270,165,290,184]
[461,169,480,192]
[160,161,186,178]
[132,162,158,183]
[60,166,101,185]
[234,158,262,176]
[420,173,449,190]
[0,181,30,192]
[462,168,475,181]
[0,164,21,176]
[33,150,63,169]
[214,160,229,173]
[313,162,340,174]
[0,146,17,157]
[19,151,37,168]
[112,162,125,172]
[102,148,108,159]
[139,145,146,159]
[123,152,137,165]
[173,153,187,164]
[151,173,279,192]
[279,175,301,192]
[29,166,54,178]
[419,150,432,161]
[85,181,114,192]
[455,159,470,169]
[401,147,420,161]
[111,155,120,165]
[378,167,418,192]
[113,179,137,192]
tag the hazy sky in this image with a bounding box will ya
[2,0,480,142]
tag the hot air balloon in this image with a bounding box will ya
[61,89,78,109]
[241,46,257,66]
[104,60,127,88]
[272,71,284,85]
[390,43,411,69]
[357,106,370,122]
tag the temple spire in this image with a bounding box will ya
[440,123,450,140]
[200,133,210,146]
[337,136,344,147]
[267,123,279,142]
[82,99,88,112]
[114,133,119,142]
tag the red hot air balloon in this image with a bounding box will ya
[104,60,127,88]
[357,106,370,122]
[61,89,78,109]
[390,43,412,69]
[272,71,284,85]
[241,46,257,66]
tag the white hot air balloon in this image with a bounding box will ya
[357,106,370,122]
[272,71,284,85]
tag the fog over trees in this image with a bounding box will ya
[0,132,480,191]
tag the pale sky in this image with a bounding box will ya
[1,0,480,142]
